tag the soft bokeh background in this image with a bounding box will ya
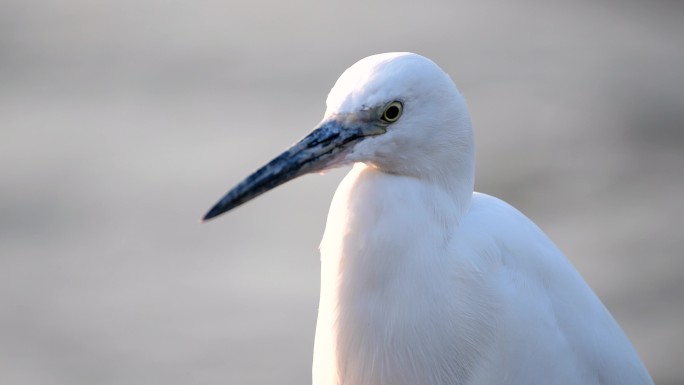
[1,0,682,384]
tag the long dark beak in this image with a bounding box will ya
[202,119,384,221]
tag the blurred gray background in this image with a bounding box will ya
[1,0,682,384]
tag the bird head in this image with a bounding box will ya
[203,52,474,221]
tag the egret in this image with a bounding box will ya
[203,53,653,385]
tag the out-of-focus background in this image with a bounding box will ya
[1,0,682,384]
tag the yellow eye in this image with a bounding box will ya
[380,101,403,123]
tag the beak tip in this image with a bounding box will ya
[202,195,241,222]
[202,206,223,222]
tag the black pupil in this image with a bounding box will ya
[384,105,399,120]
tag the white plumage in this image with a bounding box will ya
[204,52,653,385]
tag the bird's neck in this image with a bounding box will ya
[368,141,475,221]
[320,163,470,264]
[427,128,476,219]
[314,164,477,385]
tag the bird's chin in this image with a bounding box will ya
[317,149,354,174]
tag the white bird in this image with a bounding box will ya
[203,52,653,385]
